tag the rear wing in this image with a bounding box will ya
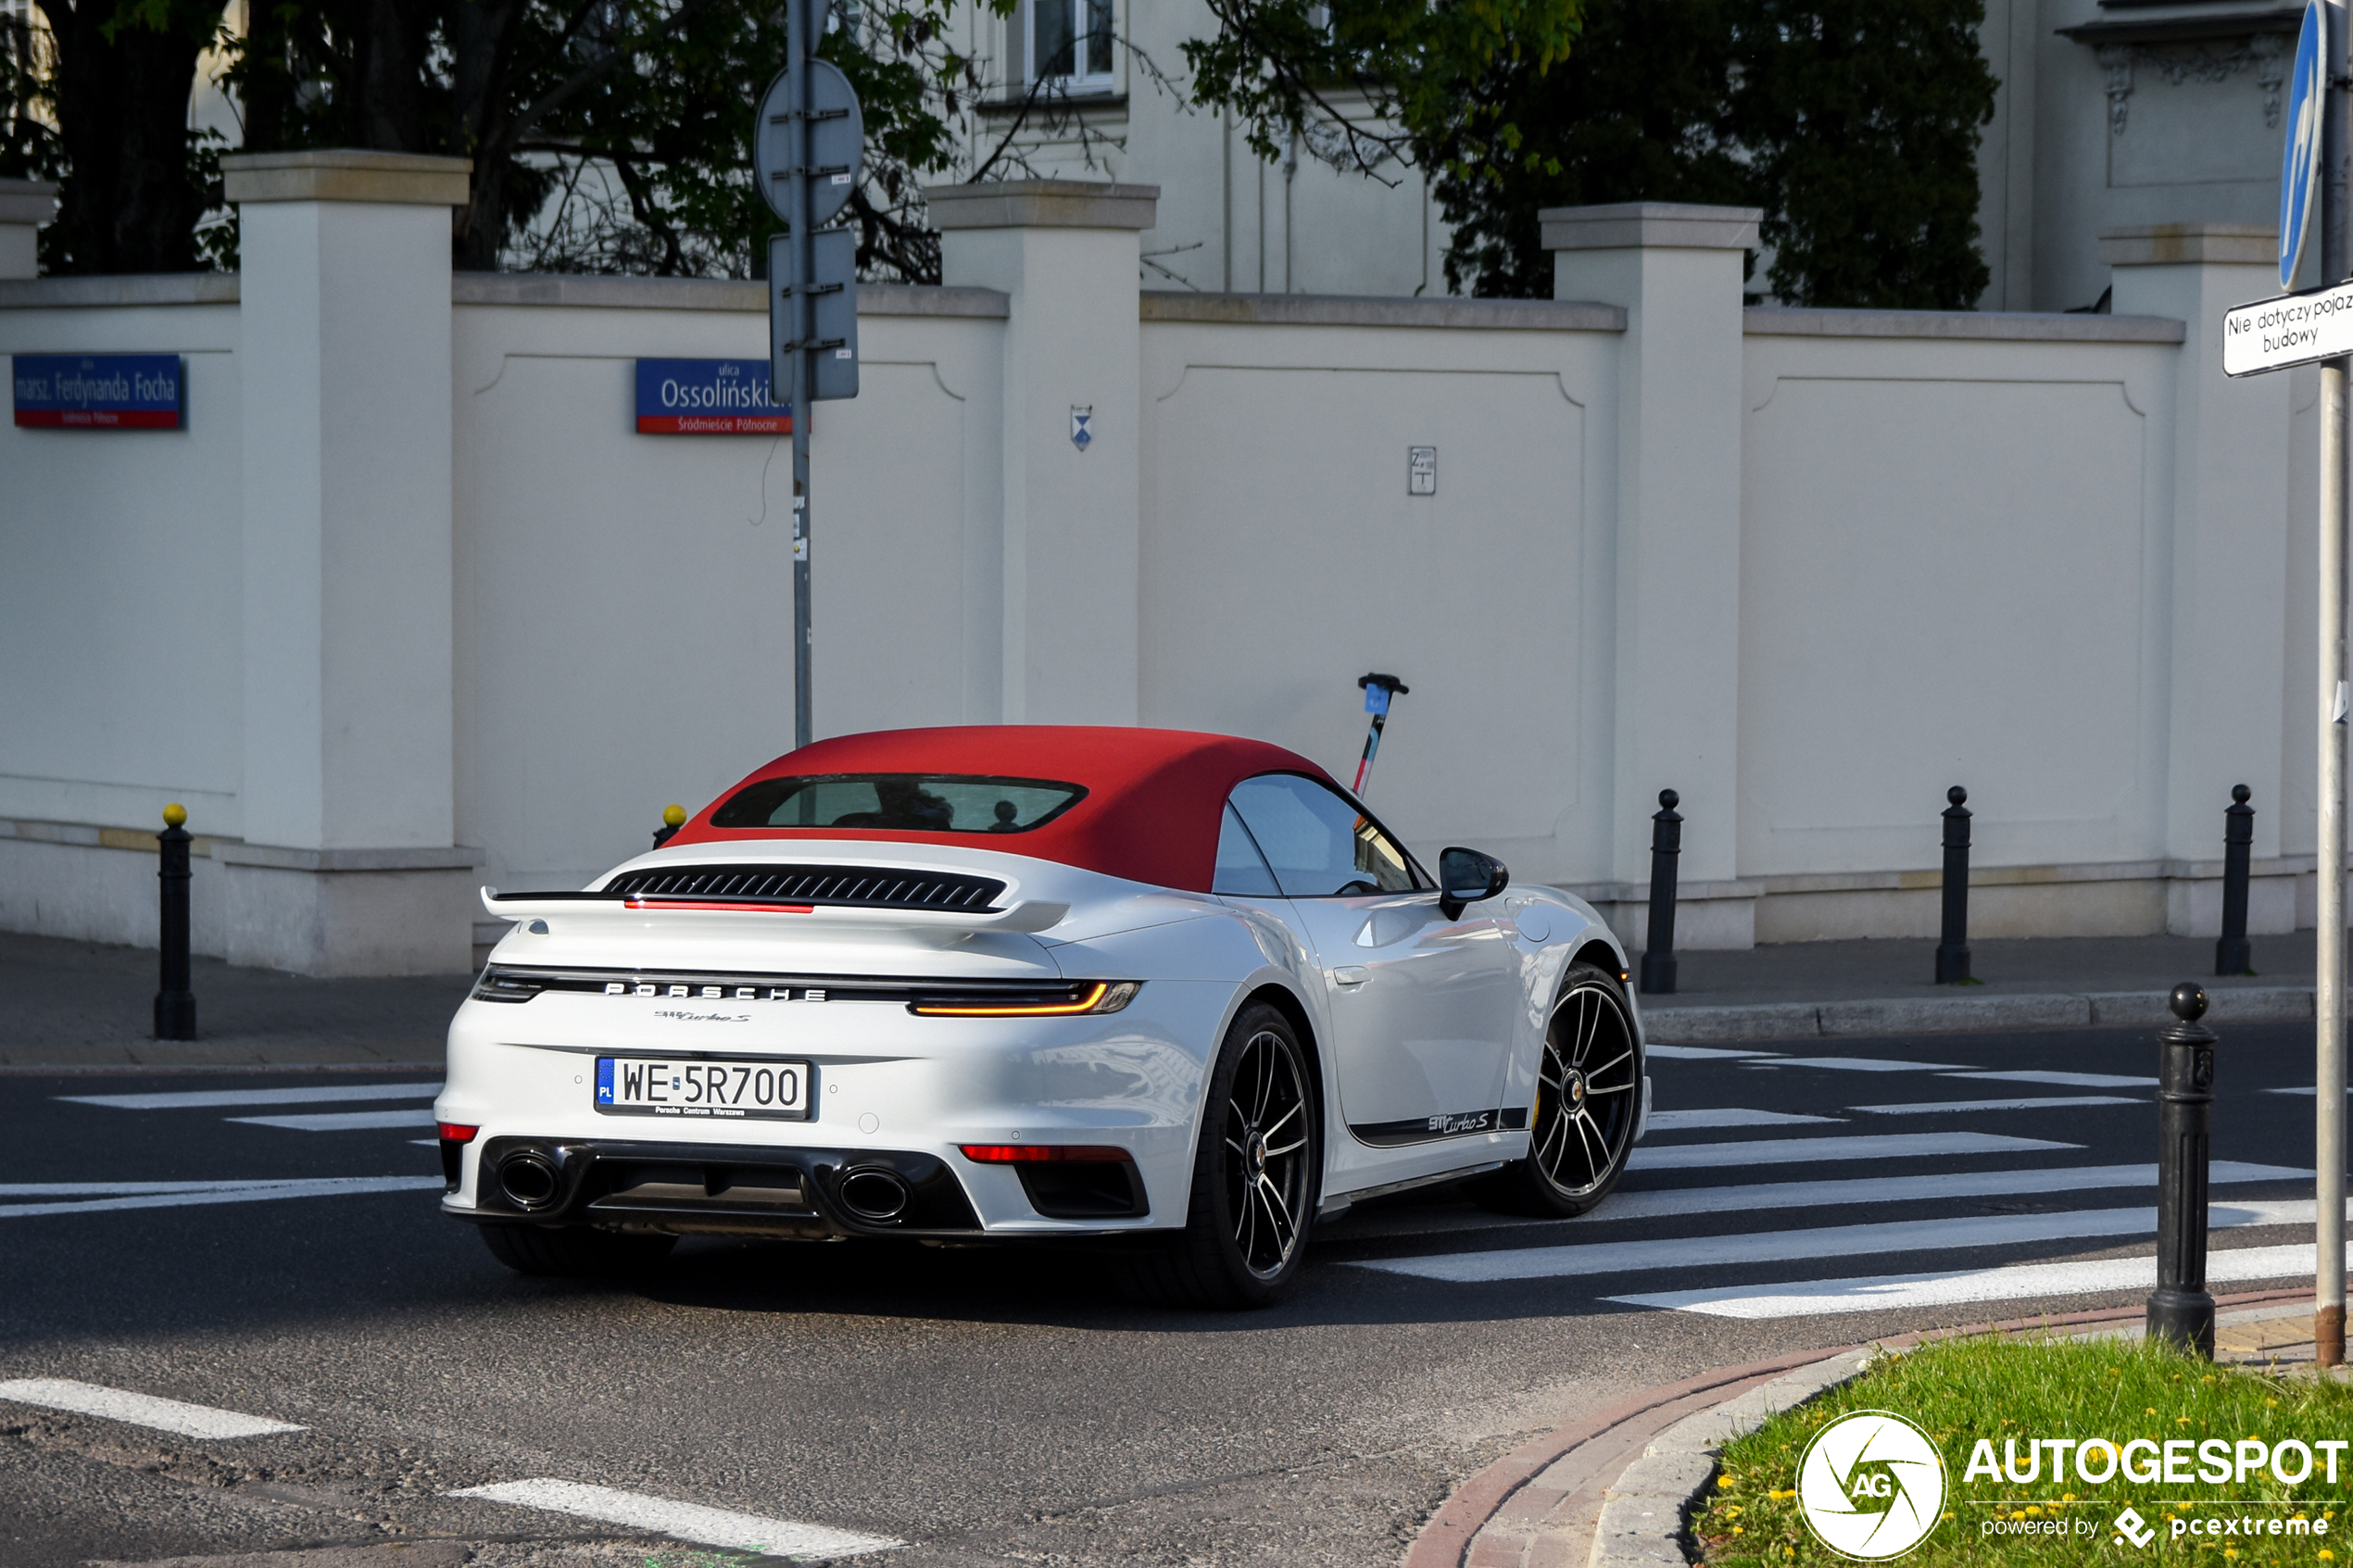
[481,887,1070,935]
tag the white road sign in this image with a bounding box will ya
[2222,279,2353,376]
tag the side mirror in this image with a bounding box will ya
[1439,847,1509,920]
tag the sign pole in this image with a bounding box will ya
[2321,0,2348,1369]
[787,0,817,752]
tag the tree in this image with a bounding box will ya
[32,0,221,272]
[1427,0,1996,308]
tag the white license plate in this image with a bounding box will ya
[594,1058,812,1121]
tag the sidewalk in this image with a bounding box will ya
[0,931,466,1072]
[1642,931,2318,1041]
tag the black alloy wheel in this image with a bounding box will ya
[1473,961,1643,1217]
[1115,1001,1318,1309]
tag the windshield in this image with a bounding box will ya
[708,774,1088,834]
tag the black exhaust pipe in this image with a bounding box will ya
[837,1165,911,1222]
[498,1150,561,1210]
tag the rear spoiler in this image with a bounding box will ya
[481,886,1070,935]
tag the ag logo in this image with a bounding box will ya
[1794,1410,1947,1560]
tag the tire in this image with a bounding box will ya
[479,1223,676,1278]
[1473,962,1643,1217]
[1116,1001,1319,1309]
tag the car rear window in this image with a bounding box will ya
[708,774,1088,834]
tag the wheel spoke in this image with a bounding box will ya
[1535,1107,1570,1174]
[1262,1099,1302,1138]
[1571,1108,1607,1182]
[1257,1174,1297,1252]
[1584,1047,1632,1081]
[1265,1133,1307,1158]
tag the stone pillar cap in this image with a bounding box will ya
[2099,223,2276,267]
[0,178,58,225]
[221,150,472,207]
[925,179,1159,232]
[1541,201,1762,252]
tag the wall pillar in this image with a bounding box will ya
[926,179,1155,725]
[0,180,56,278]
[1544,202,1758,905]
[2105,224,2296,936]
[220,150,481,974]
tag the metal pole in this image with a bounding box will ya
[153,803,195,1040]
[1934,786,1972,985]
[789,0,816,751]
[2320,0,2349,1368]
[2147,982,2220,1359]
[1640,789,1681,996]
[2218,784,2255,976]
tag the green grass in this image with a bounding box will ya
[1695,1335,2353,1566]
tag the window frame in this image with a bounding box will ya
[1020,0,1120,94]
[1222,771,1434,899]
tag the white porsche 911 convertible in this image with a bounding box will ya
[436,726,1648,1307]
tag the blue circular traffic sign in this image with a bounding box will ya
[2283,0,2326,290]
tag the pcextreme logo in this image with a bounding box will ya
[1796,1410,1950,1560]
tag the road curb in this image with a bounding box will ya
[1407,1289,2316,1568]
[1642,985,2313,1042]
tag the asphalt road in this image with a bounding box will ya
[0,1018,2329,1567]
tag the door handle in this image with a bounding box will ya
[1329,966,1370,988]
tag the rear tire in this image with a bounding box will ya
[1472,962,1642,1217]
[479,1223,675,1278]
[1116,1002,1318,1309]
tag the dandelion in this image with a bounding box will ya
[1733,1526,1744,1536]
[1718,1476,1736,1489]
[2148,1407,2161,1416]
[2063,1494,2078,1503]
[2319,1551,2334,1563]
[2226,1551,2239,1561]
[2179,1416,2195,1425]
[1942,1512,1956,1522]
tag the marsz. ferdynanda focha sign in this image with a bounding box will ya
[11,354,184,429]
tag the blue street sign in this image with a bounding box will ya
[11,354,184,429]
[2283,0,2327,291]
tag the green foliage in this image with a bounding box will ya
[1433,0,1996,308]
[1697,1335,2353,1567]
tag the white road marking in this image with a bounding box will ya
[59,1084,440,1111]
[1848,1096,2144,1116]
[2266,1085,2353,1095]
[1642,1108,1843,1131]
[447,1478,900,1557]
[1607,1243,2318,1320]
[1749,1056,1965,1073]
[226,1110,437,1132]
[0,1378,304,1438]
[0,1176,445,1221]
[0,1180,329,1196]
[1353,1198,2329,1284]
[1645,1045,1785,1060]
[1943,1070,2157,1088]
[1629,1131,2072,1171]
[1592,1160,2304,1223]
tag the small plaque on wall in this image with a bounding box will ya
[12,354,184,429]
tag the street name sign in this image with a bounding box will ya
[2223,280,2353,376]
[633,359,789,434]
[11,354,184,428]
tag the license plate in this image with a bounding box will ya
[594,1058,812,1121]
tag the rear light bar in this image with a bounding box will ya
[959,1144,1133,1164]
[437,1123,479,1143]
[912,980,1140,1017]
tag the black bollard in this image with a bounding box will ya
[153,803,196,1041]
[1640,789,1681,995]
[1934,786,1972,985]
[2216,784,2255,977]
[651,804,686,847]
[2147,982,2219,1358]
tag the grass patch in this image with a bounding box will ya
[1694,1335,2353,1565]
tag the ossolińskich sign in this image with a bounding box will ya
[11,354,184,429]
[2223,280,2353,376]
[634,358,790,434]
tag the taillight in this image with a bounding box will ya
[959,1144,1132,1164]
[437,1123,479,1143]
[913,981,1140,1017]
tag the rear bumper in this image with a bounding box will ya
[450,1135,988,1239]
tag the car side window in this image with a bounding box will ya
[1226,773,1422,897]
[1211,803,1282,897]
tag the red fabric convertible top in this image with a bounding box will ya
[662,725,1335,893]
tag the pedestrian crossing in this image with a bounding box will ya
[1340,1042,2323,1323]
[58,1082,442,1142]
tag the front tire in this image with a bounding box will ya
[1473,962,1642,1217]
[1118,1001,1319,1309]
[479,1223,675,1277]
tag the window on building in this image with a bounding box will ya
[1029,0,1115,91]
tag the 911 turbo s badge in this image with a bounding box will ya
[1351,1107,1529,1147]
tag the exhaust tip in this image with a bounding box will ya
[837,1165,911,1223]
[498,1150,561,1210]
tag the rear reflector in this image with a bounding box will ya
[437,1123,479,1143]
[958,1144,1132,1164]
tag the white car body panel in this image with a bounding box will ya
[437,834,1642,1237]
